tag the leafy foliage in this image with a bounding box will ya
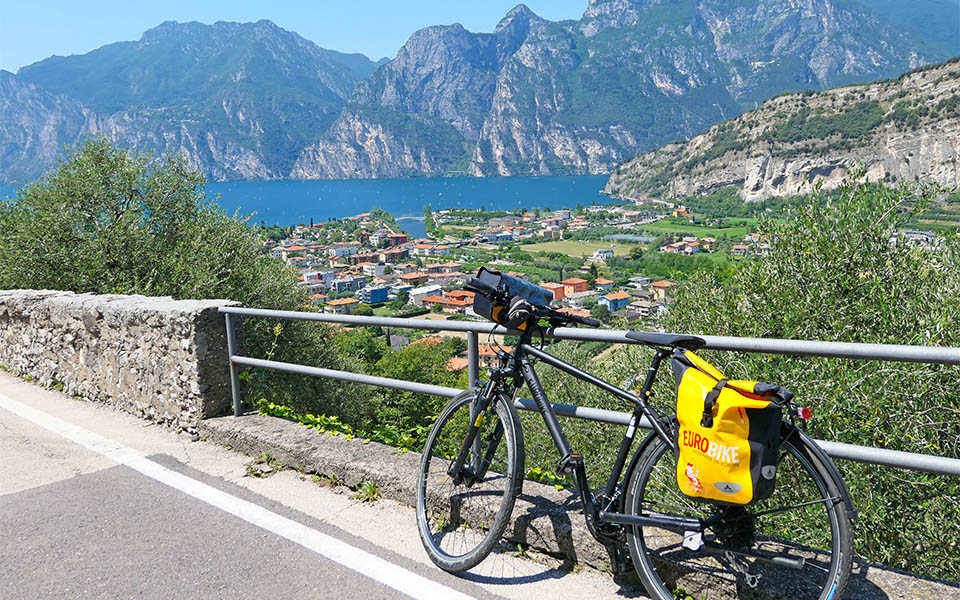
[660,177,960,578]
[0,137,360,414]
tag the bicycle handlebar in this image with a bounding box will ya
[465,277,602,329]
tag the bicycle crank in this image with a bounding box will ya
[724,550,761,589]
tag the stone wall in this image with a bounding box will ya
[0,290,237,433]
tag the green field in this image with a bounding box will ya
[521,240,636,258]
[637,218,755,239]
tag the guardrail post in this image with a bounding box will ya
[467,331,479,387]
[224,313,242,416]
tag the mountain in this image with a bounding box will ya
[2,2,959,184]
[2,20,379,182]
[292,0,960,180]
[604,58,960,201]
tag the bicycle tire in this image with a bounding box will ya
[625,429,853,600]
[416,389,524,572]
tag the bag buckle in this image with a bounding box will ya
[701,378,728,428]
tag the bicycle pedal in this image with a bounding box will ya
[556,453,583,475]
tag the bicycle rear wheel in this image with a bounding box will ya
[625,429,853,600]
[416,389,524,572]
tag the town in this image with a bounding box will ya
[263,201,777,333]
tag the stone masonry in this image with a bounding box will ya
[0,290,237,433]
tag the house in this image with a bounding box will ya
[327,242,360,258]
[348,252,380,265]
[564,290,599,309]
[380,247,409,263]
[386,233,409,246]
[541,282,566,302]
[362,263,389,278]
[541,217,565,228]
[489,216,522,228]
[590,248,615,263]
[594,277,615,291]
[628,276,652,289]
[561,277,589,295]
[651,280,675,302]
[554,209,572,220]
[412,244,435,256]
[325,297,358,315]
[478,345,513,369]
[357,286,389,304]
[409,284,444,306]
[599,291,631,312]
[399,272,429,287]
[330,276,367,293]
[420,292,474,314]
[522,213,536,222]
[732,244,750,255]
[700,237,716,251]
[627,300,663,320]
[540,226,562,239]
[672,205,690,218]
[309,293,328,305]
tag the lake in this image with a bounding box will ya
[1,174,612,239]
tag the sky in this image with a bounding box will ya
[0,1,589,73]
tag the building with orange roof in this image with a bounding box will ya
[599,290,631,312]
[651,280,675,302]
[541,282,565,301]
[399,272,429,286]
[446,356,469,372]
[561,277,589,295]
[478,344,513,368]
[594,277,615,291]
[325,297,358,314]
[410,336,444,347]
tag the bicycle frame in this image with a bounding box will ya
[451,331,703,551]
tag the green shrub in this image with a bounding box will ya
[0,137,360,415]
[659,176,960,578]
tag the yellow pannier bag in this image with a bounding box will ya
[672,349,792,505]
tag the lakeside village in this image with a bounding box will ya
[262,200,778,350]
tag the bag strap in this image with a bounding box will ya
[701,378,728,428]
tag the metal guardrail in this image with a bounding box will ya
[219,306,960,477]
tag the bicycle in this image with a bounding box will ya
[415,272,855,600]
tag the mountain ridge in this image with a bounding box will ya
[603,58,960,202]
[2,2,959,184]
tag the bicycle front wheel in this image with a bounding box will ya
[416,389,524,572]
[625,430,853,600]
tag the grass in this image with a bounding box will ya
[637,218,755,239]
[521,240,636,258]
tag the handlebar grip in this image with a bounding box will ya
[579,317,602,328]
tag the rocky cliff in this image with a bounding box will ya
[294,0,959,179]
[604,58,960,201]
[1,20,379,183]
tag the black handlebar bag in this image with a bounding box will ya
[470,267,553,330]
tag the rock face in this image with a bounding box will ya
[2,3,958,183]
[286,0,960,180]
[604,58,960,201]
[0,290,236,432]
[1,20,379,183]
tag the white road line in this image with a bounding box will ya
[0,392,476,600]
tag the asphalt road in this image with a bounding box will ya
[0,371,640,600]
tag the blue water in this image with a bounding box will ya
[1,174,612,239]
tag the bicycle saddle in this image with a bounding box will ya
[625,331,706,350]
